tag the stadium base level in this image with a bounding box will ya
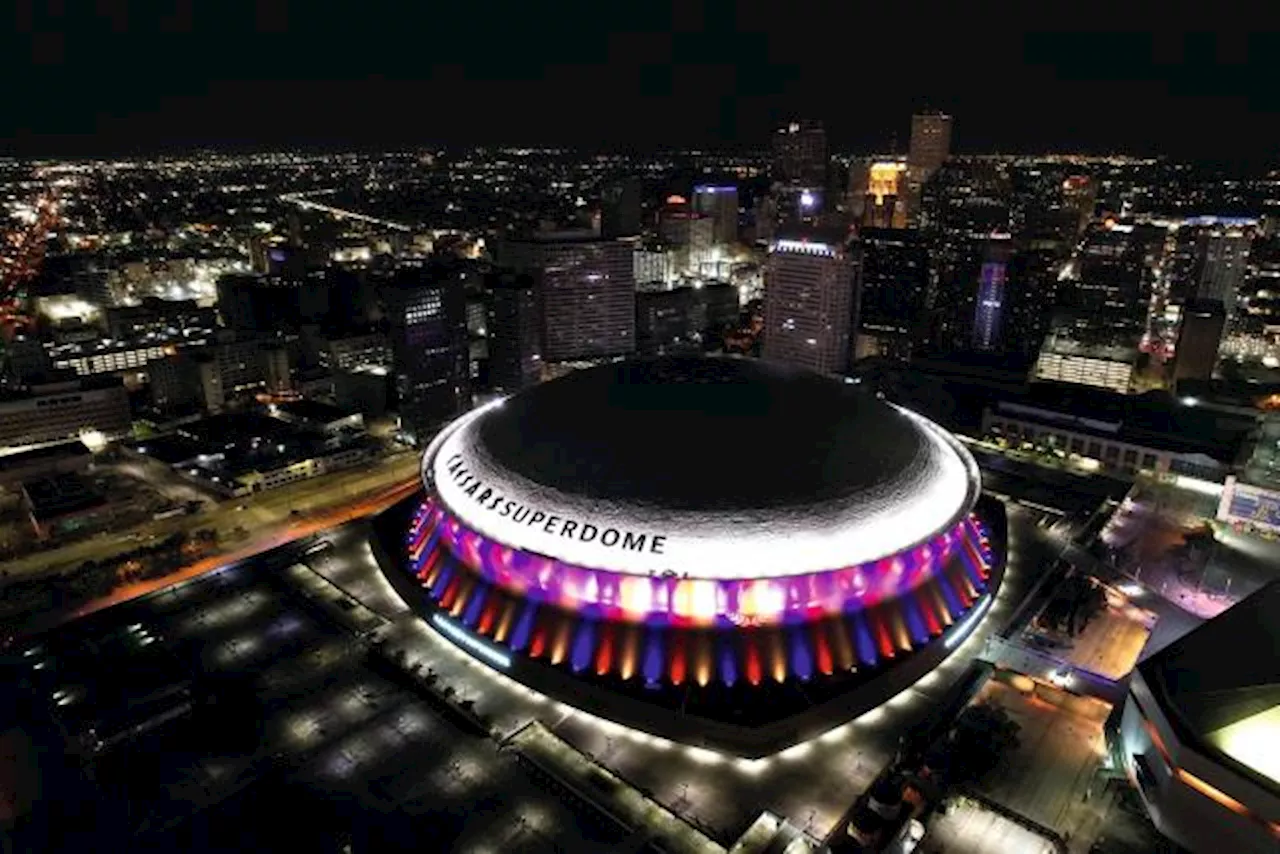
[375,494,1007,758]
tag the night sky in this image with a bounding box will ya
[6,3,1280,162]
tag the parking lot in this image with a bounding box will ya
[5,526,639,853]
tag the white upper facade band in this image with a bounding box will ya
[422,397,981,581]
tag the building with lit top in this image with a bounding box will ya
[385,358,1005,754]
[863,162,908,229]
[1112,580,1280,853]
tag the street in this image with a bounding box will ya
[0,451,420,584]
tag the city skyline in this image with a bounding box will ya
[6,7,1280,163]
[6,18,1280,849]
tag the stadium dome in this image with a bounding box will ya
[425,357,981,580]
[392,357,1004,754]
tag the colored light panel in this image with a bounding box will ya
[422,497,986,629]
[405,496,999,691]
[432,613,512,669]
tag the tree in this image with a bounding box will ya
[937,702,1021,784]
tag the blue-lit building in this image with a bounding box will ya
[972,239,1013,351]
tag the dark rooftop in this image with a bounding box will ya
[1139,580,1280,797]
[177,412,294,448]
[995,383,1255,462]
[477,356,931,512]
[132,434,204,466]
[0,441,91,473]
[272,399,357,424]
[21,472,107,522]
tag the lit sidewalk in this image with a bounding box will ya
[505,721,821,854]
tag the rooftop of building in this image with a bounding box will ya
[162,410,377,484]
[0,441,92,474]
[218,434,378,481]
[772,227,850,249]
[1039,331,1138,362]
[20,472,107,523]
[1182,298,1228,318]
[508,228,614,243]
[339,364,390,377]
[1138,580,1280,797]
[176,412,295,448]
[270,399,359,425]
[131,434,204,466]
[0,373,123,405]
[106,296,204,313]
[992,383,1255,463]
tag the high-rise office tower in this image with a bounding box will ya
[326,266,378,331]
[1061,176,1096,238]
[1211,227,1277,365]
[753,195,779,245]
[1059,222,1159,346]
[1005,241,1065,358]
[906,110,953,224]
[1196,226,1252,312]
[775,187,824,228]
[147,352,204,414]
[908,111,953,181]
[763,232,859,374]
[1164,226,1205,304]
[1163,222,1254,317]
[263,344,292,396]
[771,120,827,189]
[1241,236,1280,325]
[971,238,1014,351]
[385,262,470,446]
[1172,299,1227,386]
[487,271,543,393]
[633,242,677,290]
[636,288,701,357]
[658,208,715,274]
[692,185,740,246]
[855,228,928,362]
[634,283,740,357]
[503,232,636,362]
[700,282,741,336]
[601,179,643,238]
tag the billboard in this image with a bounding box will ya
[1217,476,1280,534]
